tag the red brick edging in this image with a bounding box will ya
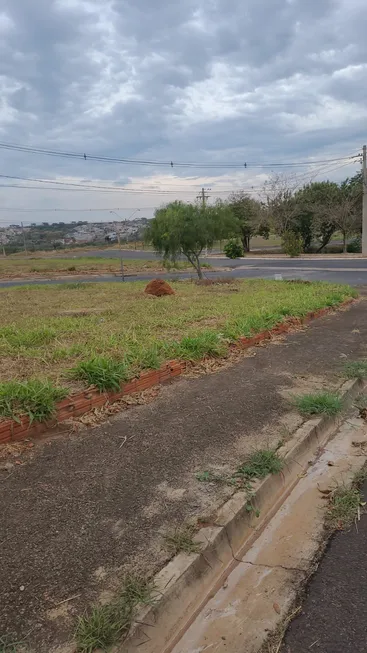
[0,299,355,444]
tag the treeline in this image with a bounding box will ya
[146,172,363,277]
[228,171,363,255]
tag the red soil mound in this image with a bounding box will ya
[144,278,175,297]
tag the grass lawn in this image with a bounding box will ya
[0,279,356,402]
[0,256,194,278]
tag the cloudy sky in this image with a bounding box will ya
[0,0,365,224]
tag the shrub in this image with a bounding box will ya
[347,236,361,253]
[282,231,303,257]
[224,239,244,259]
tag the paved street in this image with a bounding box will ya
[2,255,367,287]
[282,480,367,653]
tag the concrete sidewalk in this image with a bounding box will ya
[282,479,367,653]
[1,298,367,652]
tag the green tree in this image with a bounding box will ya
[227,192,268,252]
[264,175,299,236]
[295,181,340,252]
[145,200,234,279]
[332,178,362,252]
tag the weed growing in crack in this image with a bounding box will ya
[343,360,367,380]
[75,574,155,653]
[353,464,367,486]
[293,391,342,416]
[233,449,284,481]
[354,394,367,419]
[326,484,364,530]
[0,635,24,653]
[196,449,283,519]
[196,470,226,483]
[163,524,201,555]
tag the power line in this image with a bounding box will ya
[0,174,270,194]
[0,206,157,213]
[0,140,360,169]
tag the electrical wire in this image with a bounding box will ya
[0,140,360,170]
[0,174,268,195]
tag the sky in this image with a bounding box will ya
[0,0,366,225]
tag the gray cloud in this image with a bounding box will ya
[0,0,365,222]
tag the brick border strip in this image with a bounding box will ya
[0,298,355,444]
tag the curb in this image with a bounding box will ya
[120,377,364,653]
[0,298,356,444]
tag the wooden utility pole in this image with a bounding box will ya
[196,187,211,257]
[362,145,367,256]
[197,187,210,207]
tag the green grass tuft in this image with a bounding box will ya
[177,331,227,360]
[196,470,225,483]
[71,357,129,391]
[163,525,201,555]
[234,449,284,481]
[293,391,342,416]
[75,575,155,653]
[326,484,362,530]
[0,634,24,652]
[343,360,367,380]
[0,379,67,423]
[0,326,56,349]
[75,602,132,652]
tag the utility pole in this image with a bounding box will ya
[21,222,28,255]
[196,187,210,208]
[362,145,367,256]
[196,188,211,257]
[109,209,140,280]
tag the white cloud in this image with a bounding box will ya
[0,0,365,223]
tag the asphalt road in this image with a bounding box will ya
[2,257,367,287]
[282,480,367,653]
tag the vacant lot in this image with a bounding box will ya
[0,255,194,278]
[0,296,366,653]
[0,280,356,392]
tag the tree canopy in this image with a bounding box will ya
[265,174,362,253]
[226,191,269,252]
[145,200,235,278]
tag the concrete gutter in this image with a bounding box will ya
[119,377,364,653]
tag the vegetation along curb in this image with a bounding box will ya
[120,376,364,653]
[0,298,355,444]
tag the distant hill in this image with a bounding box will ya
[0,218,150,253]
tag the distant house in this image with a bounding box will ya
[105,232,118,242]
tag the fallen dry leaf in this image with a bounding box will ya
[273,602,281,614]
[317,484,332,495]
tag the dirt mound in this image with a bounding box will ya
[144,279,175,297]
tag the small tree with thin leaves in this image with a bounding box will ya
[145,200,234,279]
